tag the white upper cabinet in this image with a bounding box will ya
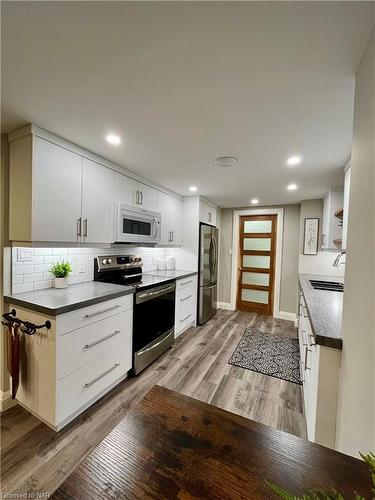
[27,137,83,243]
[82,159,115,243]
[321,188,344,250]
[114,173,157,211]
[199,200,217,226]
[157,192,182,246]
[342,166,351,250]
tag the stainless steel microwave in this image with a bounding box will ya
[116,203,161,244]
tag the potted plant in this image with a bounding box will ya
[49,261,72,289]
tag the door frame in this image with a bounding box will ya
[230,208,284,317]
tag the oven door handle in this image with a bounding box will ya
[136,283,176,304]
[137,329,174,356]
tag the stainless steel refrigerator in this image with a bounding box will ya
[198,223,219,325]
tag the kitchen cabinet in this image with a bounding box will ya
[9,134,116,244]
[82,158,115,244]
[175,275,197,337]
[114,173,157,211]
[157,191,182,246]
[199,200,217,226]
[12,295,133,430]
[342,165,351,250]
[298,291,341,447]
[321,188,344,249]
[31,137,83,243]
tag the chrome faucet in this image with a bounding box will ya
[333,251,346,268]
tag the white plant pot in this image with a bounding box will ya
[54,277,68,289]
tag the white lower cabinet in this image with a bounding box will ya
[12,295,133,431]
[298,292,341,448]
[175,276,197,337]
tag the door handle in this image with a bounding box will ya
[83,218,88,238]
[76,217,82,238]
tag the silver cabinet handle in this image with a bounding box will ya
[83,218,88,238]
[180,280,193,286]
[83,330,120,350]
[181,294,192,302]
[83,304,121,319]
[171,231,174,242]
[304,346,312,370]
[300,361,305,383]
[301,330,308,346]
[135,191,140,204]
[180,313,192,323]
[77,217,82,237]
[83,363,120,390]
[208,212,212,222]
[140,191,143,205]
[168,230,172,242]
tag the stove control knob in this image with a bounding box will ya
[101,259,107,265]
[107,258,112,264]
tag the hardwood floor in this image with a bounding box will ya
[1,309,306,497]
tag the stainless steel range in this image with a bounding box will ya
[94,255,175,375]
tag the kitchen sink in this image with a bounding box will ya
[309,280,344,292]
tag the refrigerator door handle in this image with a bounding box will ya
[202,283,217,289]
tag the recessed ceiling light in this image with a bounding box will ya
[214,156,238,168]
[106,134,121,145]
[287,183,298,191]
[189,186,197,192]
[287,156,301,166]
[251,198,259,205]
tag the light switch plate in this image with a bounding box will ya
[17,248,33,262]
[77,259,86,274]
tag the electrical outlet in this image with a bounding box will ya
[17,248,33,262]
[77,259,86,274]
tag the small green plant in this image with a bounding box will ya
[49,261,72,278]
[265,452,375,500]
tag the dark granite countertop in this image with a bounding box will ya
[146,270,198,280]
[4,281,134,316]
[299,274,343,350]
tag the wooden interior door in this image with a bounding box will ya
[236,215,277,315]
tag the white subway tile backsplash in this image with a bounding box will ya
[12,283,34,294]
[11,246,167,293]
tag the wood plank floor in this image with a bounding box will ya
[1,309,306,497]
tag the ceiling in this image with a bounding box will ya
[2,2,374,207]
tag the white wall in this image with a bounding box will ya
[299,199,345,278]
[335,29,375,457]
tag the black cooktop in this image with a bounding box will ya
[112,273,175,291]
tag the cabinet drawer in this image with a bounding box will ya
[57,310,132,380]
[175,304,195,336]
[176,275,196,292]
[57,295,133,335]
[57,347,131,424]
[176,286,195,310]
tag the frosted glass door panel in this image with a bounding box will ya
[244,220,272,233]
[242,272,269,286]
[243,238,271,251]
[243,255,270,269]
[241,289,269,304]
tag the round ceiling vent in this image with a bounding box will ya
[214,156,238,168]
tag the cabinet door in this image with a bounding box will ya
[157,191,173,244]
[321,195,330,248]
[82,158,115,243]
[199,201,217,226]
[138,182,157,211]
[170,197,182,245]
[114,172,138,206]
[33,137,82,242]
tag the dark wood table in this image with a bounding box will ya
[53,385,372,499]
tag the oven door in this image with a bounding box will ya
[116,204,161,244]
[133,282,175,374]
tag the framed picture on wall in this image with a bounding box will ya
[303,218,319,255]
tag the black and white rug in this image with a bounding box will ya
[228,326,302,385]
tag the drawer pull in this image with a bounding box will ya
[180,280,193,286]
[309,333,316,345]
[300,361,305,383]
[83,330,120,350]
[83,363,120,390]
[304,347,312,370]
[180,294,193,303]
[180,313,192,323]
[83,304,121,319]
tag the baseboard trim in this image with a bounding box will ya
[0,390,17,413]
[275,311,298,326]
[217,302,234,310]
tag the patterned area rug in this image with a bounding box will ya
[228,326,302,385]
